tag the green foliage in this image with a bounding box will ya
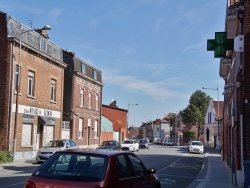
[0,150,13,163]
[183,131,196,142]
[169,113,176,127]
[180,90,211,126]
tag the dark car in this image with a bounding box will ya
[139,139,149,149]
[24,149,161,188]
[96,140,121,150]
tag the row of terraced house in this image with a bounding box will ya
[0,11,129,161]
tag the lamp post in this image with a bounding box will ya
[202,85,220,151]
[13,25,51,161]
[127,103,138,139]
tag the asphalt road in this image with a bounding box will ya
[0,144,204,188]
[137,144,204,188]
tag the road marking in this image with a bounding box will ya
[157,153,188,173]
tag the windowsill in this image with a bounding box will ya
[21,145,33,148]
[50,100,57,104]
[94,137,99,140]
[27,95,36,99]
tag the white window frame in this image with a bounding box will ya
[95,94,99,110]
[80,88,84,107]
[50,79,56,102]
[28,71,35,97]
[78,118,83,138]
[88,91,92,109]
[94,120,98,139]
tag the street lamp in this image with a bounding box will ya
[202,85,220,151]
[13,25,51,161]
[127,103,138,139]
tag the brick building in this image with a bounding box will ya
[102,100,127,143]
[0,12,66,160]
[63,51,103,148]
[212,0,250,186]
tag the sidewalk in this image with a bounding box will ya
[187,148,237,188]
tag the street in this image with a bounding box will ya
[0,145,204,188]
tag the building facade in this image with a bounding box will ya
[63,51,103,148]
[0,12,66,160]
[203,100,223,148]
[212,0,250,186]
[102,100,127,143]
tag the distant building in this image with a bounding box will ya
[102,100,127,143]
[203,99,223,149]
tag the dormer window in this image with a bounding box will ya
[81,63,86,74]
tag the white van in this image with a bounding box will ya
[153,138,161,144]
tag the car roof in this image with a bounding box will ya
[57,148,132,156]
[50,139,72,141]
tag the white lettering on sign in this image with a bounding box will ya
[12,104,61,118]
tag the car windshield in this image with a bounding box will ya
[45,140,66,147]
[33,153,108,182]
[123,140,133,144]
[191,142,202,146]
[102,141,115,146]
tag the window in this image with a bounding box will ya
[21,124,32,146]
[80,88,84,107]
[208,112,212,123]
[95,94,99,110]
[128,154,146,176]
[81,63,86,74]
[88,119,91,128]
[93,70,97,80]
[28,71,35,96]
[50,79,56,101]
[88,91,92,109]
[117,155,134,179]
[15,65,21,91]
[94,120,98,138]
[79,118,83,138]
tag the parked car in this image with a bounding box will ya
[121,140,139,152]
[96,140,121,150]
[36,139,79,164]
[25,149,161,188]
[139,139,149,149]
[161,139,168,146]
[167,140,174,146]
[188,141,204,154]
[187,141,192,151]
[153,138,161,144]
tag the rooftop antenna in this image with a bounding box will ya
[27,20,33,29]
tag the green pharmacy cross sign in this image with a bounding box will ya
[207,32,234,58]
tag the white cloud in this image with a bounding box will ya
[103,71,181,101]
[48,8,62,25]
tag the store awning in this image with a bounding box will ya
[38,116,55,125]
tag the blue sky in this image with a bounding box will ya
[0,0,226,127]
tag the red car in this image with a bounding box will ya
[24,149,161,188]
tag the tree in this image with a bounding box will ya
[180,90,211,128]
[168,113,176,137]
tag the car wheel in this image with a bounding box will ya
[37,161,43,164]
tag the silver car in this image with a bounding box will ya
[36,139,79,164]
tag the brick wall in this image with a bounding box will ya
[244,0,250,160]
[0,12,11,151]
